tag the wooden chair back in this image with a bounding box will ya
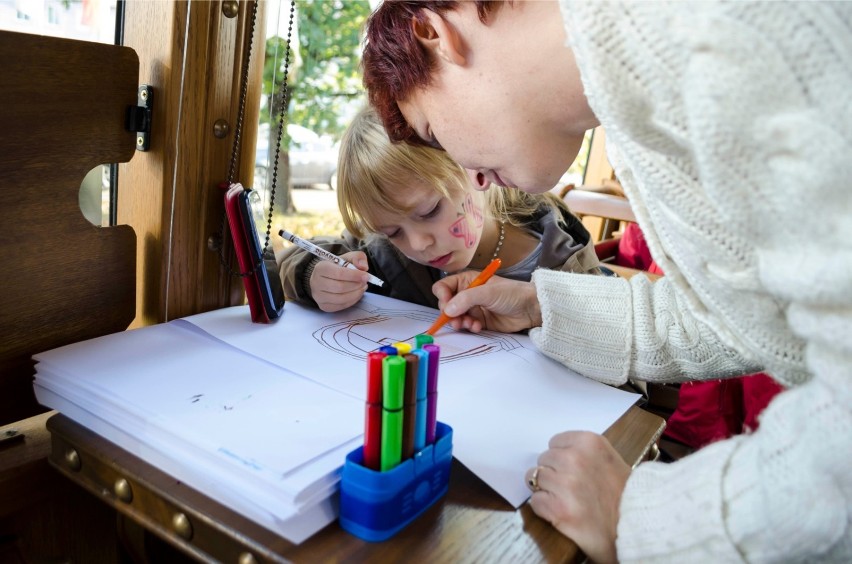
[559,183,636,241]
[0,30,141,561]
[0,30,139,425]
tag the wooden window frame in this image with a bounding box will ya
[120,0,267,326]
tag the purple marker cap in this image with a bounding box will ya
[423,344,440,392]
[422,344,440,443]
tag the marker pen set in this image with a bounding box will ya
[339,335,453,542]
[364,337,440,472]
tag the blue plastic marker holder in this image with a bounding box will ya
[339,422,453,542]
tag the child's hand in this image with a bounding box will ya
[309,251,370,312]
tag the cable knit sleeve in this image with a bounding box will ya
[529,269,760,386]
[615,362,852,562]
[557,1,852,561]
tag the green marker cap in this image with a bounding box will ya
[414,334,434,348]
[382,355,406,410]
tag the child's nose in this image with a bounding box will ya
[409,230,433,251]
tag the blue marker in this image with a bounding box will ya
[378,345,398,356]
[409,348,429,452]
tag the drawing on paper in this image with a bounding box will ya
[312,301,522,362]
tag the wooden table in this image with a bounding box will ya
[46,406,664,563]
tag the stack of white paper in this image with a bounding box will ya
[34,293,639,543]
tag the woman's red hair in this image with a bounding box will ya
[362,1,499,146]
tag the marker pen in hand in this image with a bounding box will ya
[425,258,501,335]
[279,229,384,287]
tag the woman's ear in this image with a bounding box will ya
[411,9,466,66]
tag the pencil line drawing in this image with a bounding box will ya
[312,302,522,362]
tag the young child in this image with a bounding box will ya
[277,106,600,313]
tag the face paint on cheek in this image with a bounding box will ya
[462,193,484,228]
[448,193,484,248]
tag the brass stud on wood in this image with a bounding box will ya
[222,1,239,18]
[238,553,258,564]
[649,442,660,461]
[64,448,81,471]
[213,119,230,139]
[172,512,193,540]
[114,478,133,503]
[207,233,222,252]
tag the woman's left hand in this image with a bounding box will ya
[525,431,631,564]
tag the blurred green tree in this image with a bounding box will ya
[259,0,370,213]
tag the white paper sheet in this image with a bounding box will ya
[35,292,640,531]
[34,381,342,544]
[183,294,640,507]
[34,321,362,485]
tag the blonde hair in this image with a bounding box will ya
[337,106,572,238]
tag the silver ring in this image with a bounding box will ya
[527,466,542,492]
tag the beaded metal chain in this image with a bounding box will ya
[492,220,506,260]
[218,0,295,278]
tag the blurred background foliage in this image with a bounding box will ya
[261,0,370,142]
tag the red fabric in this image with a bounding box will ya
[663,380,742,448]
[664,374,785,449]
[741,372,785,432]
[614,223,664,275]
[614,222,784,448]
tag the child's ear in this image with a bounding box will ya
[411,10,466,66]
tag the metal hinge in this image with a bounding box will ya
[125,84,153,151]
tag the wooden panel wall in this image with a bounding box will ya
[121,0,267,326]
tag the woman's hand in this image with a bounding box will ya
[525,432,630,564]
[432,273,542,333]
[309,251,370,312]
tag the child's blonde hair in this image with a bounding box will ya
[337,106,572,239]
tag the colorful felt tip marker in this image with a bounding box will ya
[401,353,419,460]
[409,348,429,452]
[414,334,434,348]
[422,344,440,444]
[380,355,406,471]
[279,228,385,287]
[363,351,386,470]
[393,341,412,355]
[425,258,501,335]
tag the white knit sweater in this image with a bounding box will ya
[529,2,852,561]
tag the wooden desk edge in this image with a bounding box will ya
[605,403,666,466]
[44,405,665,562]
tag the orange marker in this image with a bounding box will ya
[425,258,501,336]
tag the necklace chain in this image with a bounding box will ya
[492,220,506,260]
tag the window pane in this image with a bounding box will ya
[256,0,370,251]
